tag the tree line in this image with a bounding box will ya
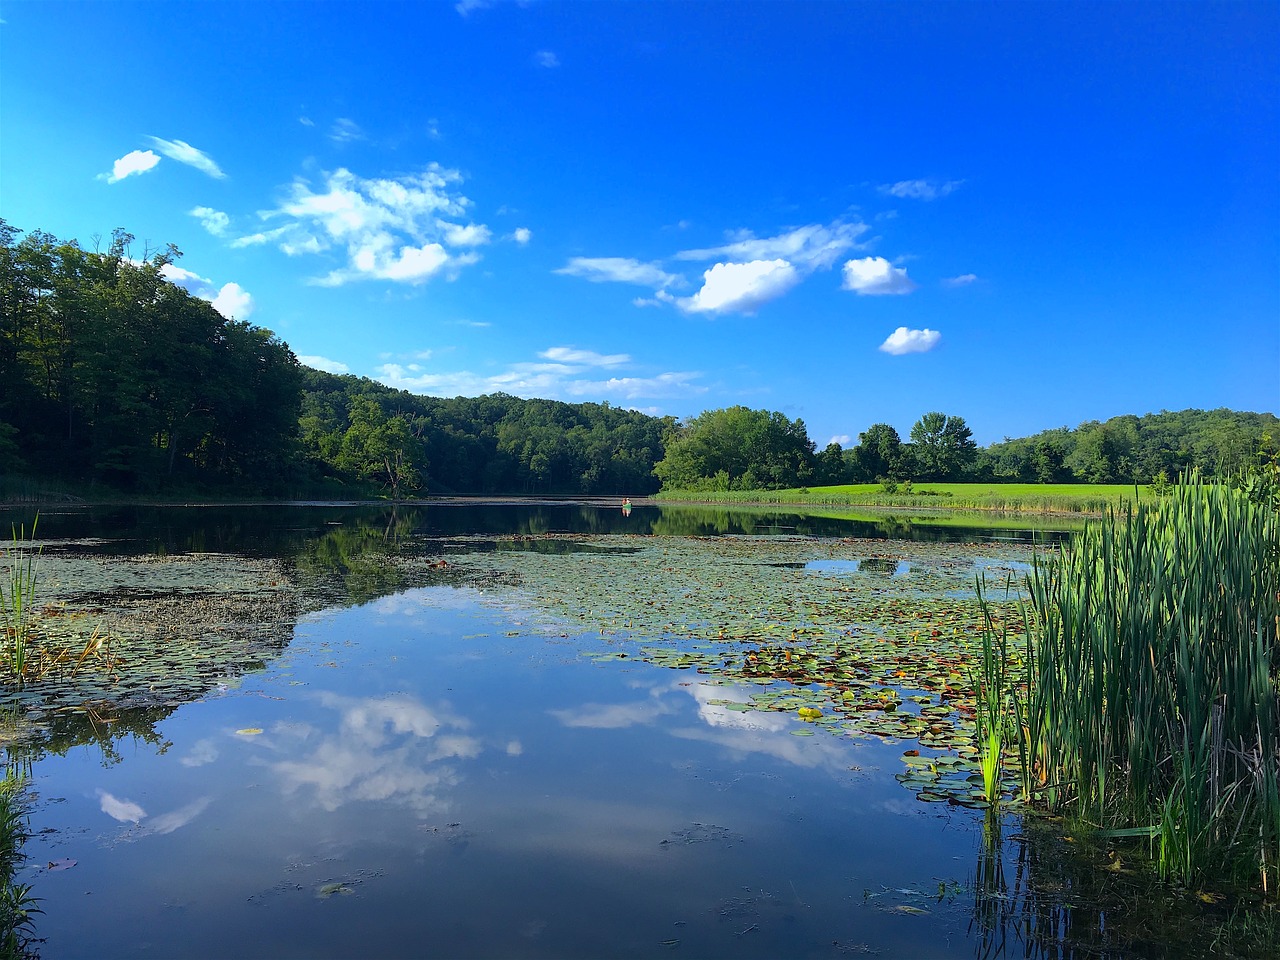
[1,222,1274,498]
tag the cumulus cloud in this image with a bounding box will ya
[842,256,917,295]
[210,282,254,320]
[561,220,864,316]
[242,165,488,286]
[189,206,230,236]
[535,50,560,68]
[676,221,868,272]
[943,273,978,287]
[672,259,800,315]
[512,227,532,244]
[102,149,160,183]
[159,263,255,319]
[555,257,681,289]
[828,435,852,447]
[147,137,226,179]
[879,327,941,355]
[878,178,963,200]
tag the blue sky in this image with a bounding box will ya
[1,1,1276,447]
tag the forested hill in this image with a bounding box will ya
[1,221,1274,498]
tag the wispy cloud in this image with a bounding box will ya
[101,149,160,183]
[555,257,682,289]
[189,206,230,236]
[329,118,365,144]
[159,264,255,320]
[298,355,350,375]
[455,0,493,15]
[943,273,978,287]
[147,137,226,179]
[535,50,560,68]
[241,165,488,286]
[375,344,704,404]
[842,256,917,295]
[676,221,868,272]
[878,178,963,201]
[879,327,941,355]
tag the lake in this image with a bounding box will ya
[0,502,1148,958]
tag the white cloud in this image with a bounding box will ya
[147,137,226,179]
[442,222,492,247]
[676,221,868,272]
[828,435,852,447]
[189,206,230,236]
[512,227,532,244]
[329,118,365,143]
[299,116,315,127]
[842,256,917,295]
[299,355,351,375]
[673,259,800,315]
[878,178,963,200]
[879,327,941,355]
[102,149,160,183]
[210,282,254,320]
[555,257,681,289]
[246,165,488,286]
[159,263,255,319]
[455,0,492,14]
[943,273,978,287]
[535,50,560,68]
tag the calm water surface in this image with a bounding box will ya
[2,503,1067,959]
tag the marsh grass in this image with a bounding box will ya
[1023,476,1280,891]
[657,482,1145,514]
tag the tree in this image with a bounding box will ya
[335,399,426,499]
[653,406,816,491]
[852,423,904,481]
[909,412,977,481]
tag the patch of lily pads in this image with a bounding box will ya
[424,533,1039,808]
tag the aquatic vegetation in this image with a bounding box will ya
[0,775,38,959]
[1023,478,1280,891]
[434,533,1036,807]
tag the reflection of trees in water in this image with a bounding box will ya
[970,812,1227,960]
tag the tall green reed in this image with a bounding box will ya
[1023,476,1280,890]
[0,520,39,680]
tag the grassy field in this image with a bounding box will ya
[654,482,1152,513]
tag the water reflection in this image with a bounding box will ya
[265,693,483,816]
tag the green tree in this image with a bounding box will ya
[335,399,426,499]
[851,423,904,481]
[909,412,977,481]
[653,406,815,491]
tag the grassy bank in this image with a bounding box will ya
[655,481,1151,514]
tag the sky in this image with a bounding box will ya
[1,1,1276,447]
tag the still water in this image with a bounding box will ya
[1,502,1072,958]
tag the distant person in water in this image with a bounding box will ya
[622,497,632,515]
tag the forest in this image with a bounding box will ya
[1,222,1275,499]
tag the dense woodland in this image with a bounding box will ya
[1,222,1276,498]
